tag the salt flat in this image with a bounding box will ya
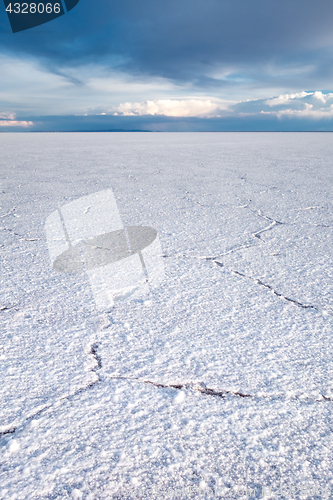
[0,132,332,499]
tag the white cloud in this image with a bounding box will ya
[113,99,226,117]
[313,91,327,103]
[312,91,333,104]
[266,91,311,106]
[0,113,15,120]
[276,103,333,119]
[1,55,228,117]
[0,55,73,116]
[256,91,333,119]
[0,53,332,125]
[0,120,33,127]
[0,112,33,127]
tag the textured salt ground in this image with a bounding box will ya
[97,272,333,398]
[1,132,333,498]
[1,378,333,500]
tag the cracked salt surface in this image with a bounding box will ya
[1,132,333,499]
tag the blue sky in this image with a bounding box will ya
[1,0,333,131]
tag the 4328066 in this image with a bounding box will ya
[5,2,61,14]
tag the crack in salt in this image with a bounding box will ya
[0,305,19,312]
[213,262,331,315]
[253,220,282,241]
[0,227,39,242]
[161,252,331,316]
[0,404,53,439]
[0,342,103,440]
[105,377,333,404]
[142,380,251,398]
[218,210,284,256]
[90,343,102,374]
[162,204,330,316]
[162,209,285,262]
[0,208,18,218]
[2,348,333,441]
[103,376,252,398]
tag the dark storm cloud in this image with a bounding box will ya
[1,0,333,85]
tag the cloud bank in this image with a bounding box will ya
[0,120,33,127]
[0,113,33,127]
[113,99,227,118]
[2,91,333,131]
[233,91,333,120]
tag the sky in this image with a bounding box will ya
[1,0,333,131]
